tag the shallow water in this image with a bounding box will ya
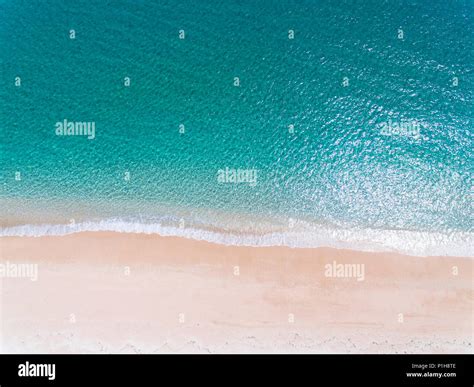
[1,0,473,255]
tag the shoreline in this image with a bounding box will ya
[1,219,473,257]
[1,232,472,353]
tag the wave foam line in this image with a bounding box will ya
[1,220,472,257]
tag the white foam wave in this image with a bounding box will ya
[1,219,472,257]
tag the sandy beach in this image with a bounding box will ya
[0,232,472,353]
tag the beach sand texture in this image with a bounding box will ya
[1,232,471,353]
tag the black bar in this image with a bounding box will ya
[0,354,471,386]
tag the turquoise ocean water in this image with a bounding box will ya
[1,0,473,255]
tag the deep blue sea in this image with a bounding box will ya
[1,0,473,255]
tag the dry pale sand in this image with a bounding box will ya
[0,232,472,353]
